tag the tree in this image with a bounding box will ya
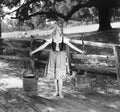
[86,0,120,31]
[2,0,120,31]
[0,0,21,54]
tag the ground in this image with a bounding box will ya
[0,59,120,112]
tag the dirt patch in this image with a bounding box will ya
[0,59,120,112]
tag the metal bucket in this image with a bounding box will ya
[23,76,38,92]
[75,75,90,88]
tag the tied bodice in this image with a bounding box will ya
[51,37,64,51]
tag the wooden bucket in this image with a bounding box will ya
[23,76,38,92]
[75,75,91,88]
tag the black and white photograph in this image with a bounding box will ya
[0,0,120,112]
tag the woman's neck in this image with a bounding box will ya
[53,34,62,43]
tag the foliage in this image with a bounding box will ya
[2,19,17,32]
[1,0,120,32]
[0,0,100,22]
[1,0,20,8]
[1,0,120,20]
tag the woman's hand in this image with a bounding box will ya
[82,51,86,55]
[30,51,33,56]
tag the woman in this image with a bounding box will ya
[30,22,84,98]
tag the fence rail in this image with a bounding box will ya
[0,35,120,82]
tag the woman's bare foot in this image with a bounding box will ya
[53,92,59,97]
[59,93,64,98]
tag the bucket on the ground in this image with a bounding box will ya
[75,75,91,88]
[23,75,38,92]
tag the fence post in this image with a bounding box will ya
[113,45,120,83]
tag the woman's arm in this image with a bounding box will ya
[30,38,52,55]
[64,37,85,54]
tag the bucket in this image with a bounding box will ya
[23,76,38,92]
[75,75,90,88]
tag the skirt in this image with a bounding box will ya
[45,51,70,80]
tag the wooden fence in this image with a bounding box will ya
[0,36,120,82]
[70,39,120,82]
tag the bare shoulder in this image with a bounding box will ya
[63,36,70,42]
[45,37,52,43]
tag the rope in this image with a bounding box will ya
[30,36,35,72]
[22,36,35,77]
[81,33,88,76]
[81,33,85,61]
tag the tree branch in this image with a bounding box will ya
[11,10,67,21]
[11,0,93,22]
[66,2,93,21]
[0,5,23,18]
[1,0,37,18]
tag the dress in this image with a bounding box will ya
[46,37,70,80]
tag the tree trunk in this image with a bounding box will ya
[0,17,3,54]
[97,7,112,31]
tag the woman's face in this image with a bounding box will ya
[56,27,62,35]
[53,26,62,41]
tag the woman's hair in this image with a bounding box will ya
[54,25,63,35]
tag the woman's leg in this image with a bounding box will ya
[55,52,66,98]
[54,79,59,96]
[58,79,64,98]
